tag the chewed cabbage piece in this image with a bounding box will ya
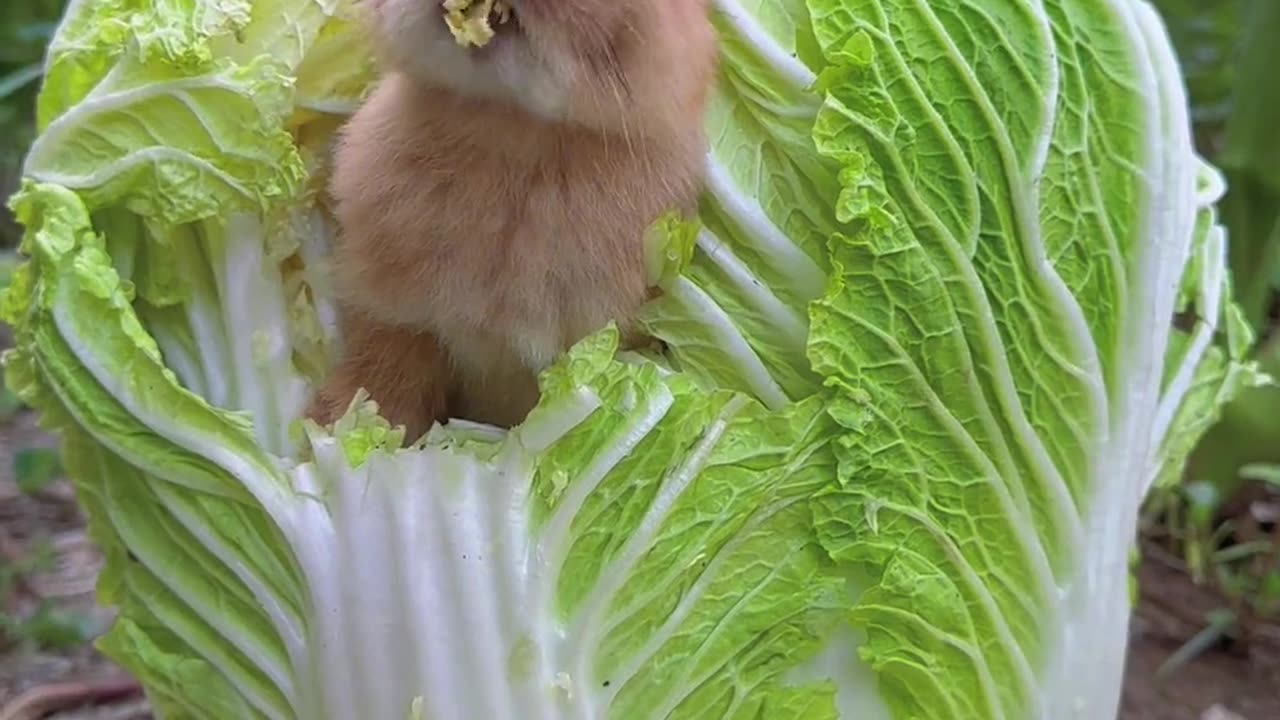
[443,0,512,48]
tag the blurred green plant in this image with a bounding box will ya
[1164,0,1280,500]
[1154,0,1248,133]
[0,379,19,420]
[0,0,66,249]
[2,242,22,416]
[1145,0,1280,663]
[1,602,96,651]
[1152,0,1280,323]
[0,537,93,653]
[1216,1,1280,334]
[1148,472,1280,676]
[14,447,63,494]
[1196,0,1280,510]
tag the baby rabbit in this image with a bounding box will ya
[307,0,719,438]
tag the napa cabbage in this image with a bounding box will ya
[1,0,1263,718]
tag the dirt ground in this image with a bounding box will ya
[0,335,1277,717]
[1122,555,1280,719]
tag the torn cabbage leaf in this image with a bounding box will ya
[1,0,1263,719]
[444,0,512,48]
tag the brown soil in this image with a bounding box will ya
[1121,554,1280,719]
[0,411,145,718]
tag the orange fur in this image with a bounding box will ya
[308,308,451,440]
[307,0,719,435]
